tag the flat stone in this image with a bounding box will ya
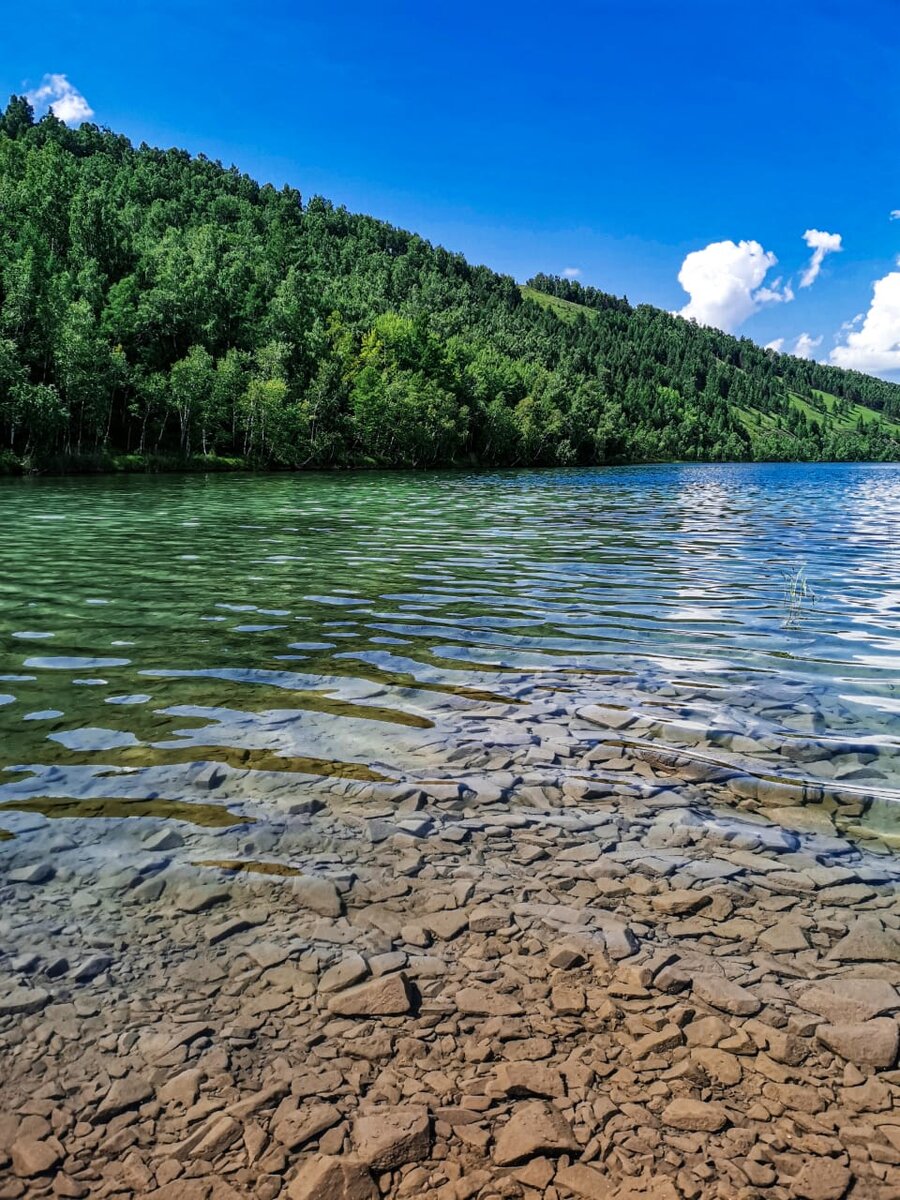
[759,920,809,953]
[71,953,112,982]
[789,1157,852,1200]
[816,1019,899,1069]
[11,1136,61,1177]
[286,1155,377,1200]
[352,1105,431,1169]
[492,1062,565,1099]
[295,875,343,918]
[319,953,368,993]
[421,910,469,940]
[468,904,506,933]
[692,973,761,1016]
[9,863,54,884]
[797,979,899,1024]
[247,942,290,970]
[0,986,49,1016]
[492,1101,579,1165]
[548,943,587,970]
[555,1163,614,1199]
[274,1104,341,1152]
[829,919,900,964]
[93,1075,154,1123]
[326,972,412,1017]
[143,828,183,851]
[191,1116,242,1159]
[652,889,710,916]
[456,986,523,1017]
[661,1098,729,1132]
[176,886,230,914]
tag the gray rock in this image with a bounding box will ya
[0,985,50,1016]
[9,863,54,885]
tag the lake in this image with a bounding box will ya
[3,462,900,1198]
[1,461,899,846]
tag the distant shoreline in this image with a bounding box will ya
[3,451,900,479]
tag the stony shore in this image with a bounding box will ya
[2,703,900,1200]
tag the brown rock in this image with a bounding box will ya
[326,972,412,1017]
[653,889,711,916]
[352,1105,431,1169]
[797,978,899,1024]
[760,920,809,953]
[692,973,761,1016]
[286,1155,377,1200]
[93,1075,154,1123]
[492,1062,566,1099]
[274,1104,342,1152]
[11,1136,61,1177]
[191,1116,243,1159]
[456,986,523,1017]
[294,875,343,917]
[661,1098,729,1132]
[829,919,900,964]
[816,1019,899,1068]
[492,1101,579,1165]
[789,1157,852,1200]
[555,1163,613,1198]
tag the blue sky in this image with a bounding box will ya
[3,1,900,376]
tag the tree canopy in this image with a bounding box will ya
[1,96,899,472]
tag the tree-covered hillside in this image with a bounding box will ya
[1,95,899,472]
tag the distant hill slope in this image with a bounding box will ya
[1,94,898,471]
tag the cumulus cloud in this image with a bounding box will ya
[831,271,900,375]
[799,229,842,288]
[764,333,821,359]
[562,267,581,279]
[890,210,900,221]
[793,332,822,359]
[675,239,790,332]
[26,74,93,124]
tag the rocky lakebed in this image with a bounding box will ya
[1,700,899,1200]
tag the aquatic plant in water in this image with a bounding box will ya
[781,564,815,628]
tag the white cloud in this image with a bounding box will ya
[793,332,822,360]
[838,313,864,335]
[831,271,900,375]
[25,74,93,125]
[890,210,900,221]
[799,229,842,288]
[756,276,794,305]
[764,332,822,360]
[562,267,581,279]
[675,239,790,332]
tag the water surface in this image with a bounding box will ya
[1,463,899,845]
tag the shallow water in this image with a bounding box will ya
[1,462,900,846]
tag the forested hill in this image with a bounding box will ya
[1,95,899,473]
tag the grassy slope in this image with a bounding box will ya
[520,286,900,447]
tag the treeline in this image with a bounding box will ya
[1,94,898,472]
